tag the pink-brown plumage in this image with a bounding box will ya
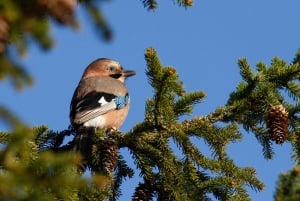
[70,58,136,130]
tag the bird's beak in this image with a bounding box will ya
[123,70,136,78]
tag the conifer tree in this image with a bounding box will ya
[2,1,300,201]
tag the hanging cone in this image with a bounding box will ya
[266,104,289,144]
[132,181,154,201]
[100,139,118,175]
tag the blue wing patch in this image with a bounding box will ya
[114,95,130,109]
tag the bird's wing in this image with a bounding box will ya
[71,91,118,124]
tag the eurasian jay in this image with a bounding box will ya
[69,58,136,131]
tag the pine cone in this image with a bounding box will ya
[132,182,154,201]
[100,139,118,175]
[266,104,289,144]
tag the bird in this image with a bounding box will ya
[69,58,136,131]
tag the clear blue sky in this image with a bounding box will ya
[1,1,300,200]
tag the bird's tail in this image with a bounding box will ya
[73,127,95,174]
[72,127,119,175]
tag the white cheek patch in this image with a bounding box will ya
[98,96,109,105]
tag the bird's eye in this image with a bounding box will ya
[107,66,115,72]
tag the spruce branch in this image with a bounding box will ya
[0,125,86,201]
[34,126,74,151]
[291,132,300,163]
[145,48,186,128]
[265,56,300,88]
[145,47,164,89]
[128,47,265,200]
[111,155,134,201]
[238,58,255,83]
[274,166,300,201]
[292,49,300,65]
[132,180,155,201]
[174,91,206,116]
[223,54,300,158]
[181,159,214,201]
[286,81,300,101]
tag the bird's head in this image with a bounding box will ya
[82,58,136,82]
